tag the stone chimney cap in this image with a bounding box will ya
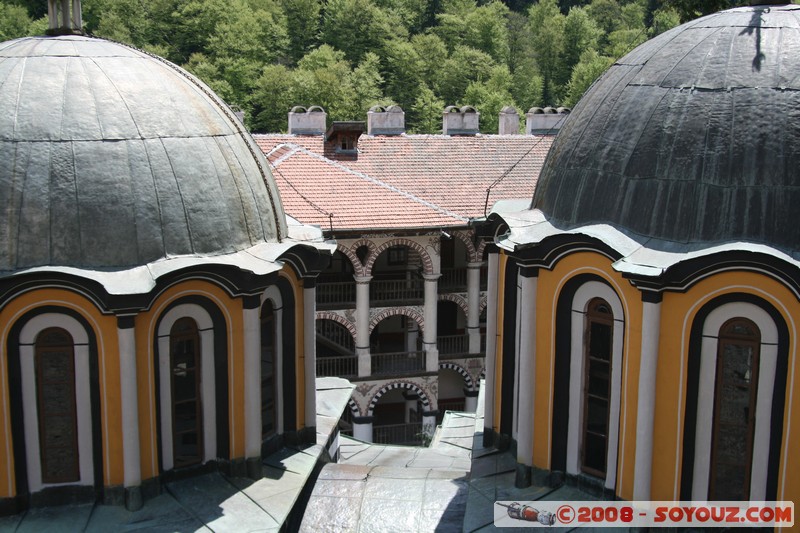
[445,105,478,114]
[290,105,325,114]
[367,105,405,135]
[500,106,518,114]
[288,105,327,135]
[369,105,404,114]
[443,105,480,135]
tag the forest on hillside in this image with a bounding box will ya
[0,0,752,133]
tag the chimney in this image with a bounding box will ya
[288,106,327,135]
[498,106,520,135]
[47,0,83,36]
[443,105,479,136]
[526,106,570,135]
[367,105,405,135]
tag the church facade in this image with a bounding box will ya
[481,4,800,504]
[0,2,331,514]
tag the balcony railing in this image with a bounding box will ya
[316,320,355,353]
[317,281,356,309]
[371,350,425,376]
[372,422,424,446]
[317,355,358,379]
[370,277,424,304]
[437,334,469,356]
[439,267,467,292]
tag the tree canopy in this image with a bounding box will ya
[0,0,754,133]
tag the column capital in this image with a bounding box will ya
[423,273,441,282]
[467,261,484,269]
[354,275,373,284]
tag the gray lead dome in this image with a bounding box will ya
[0,35,286,272]
[533,5,800,250]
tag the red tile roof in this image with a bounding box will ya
[254,133,554,232]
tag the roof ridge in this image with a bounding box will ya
[270,144,469,223]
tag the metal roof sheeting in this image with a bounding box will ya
[533,5,800,252]
[0,35,286,273]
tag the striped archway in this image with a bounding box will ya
[367,380,432,416]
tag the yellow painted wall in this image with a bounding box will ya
[493,253,507,433]
[0,288,123,495]
[527,251,643,500]
[650,270,800,502]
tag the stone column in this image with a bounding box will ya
[404,391,419,423]
[482,247,500,446]
[304,279,318,433]
[464,389,479,413]
[467,261,483,354]
[117,317,142,511]
[423,273,440,372]
[353,416,374,443]
[242,295,262,479]
[355,275,372,377]
[422,410,438,439]
[515,267,538,488]
[633,294,662,500]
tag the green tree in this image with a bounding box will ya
[650,6,681,36]
[436,45,495,105]
[464,1,511,63]
[0,2,30,41]
[463,65,517,133]
[528,0,566,104]
[562,8,601,79]
[411,33,449,89]
[383,38,425,113]
[320,0,402,64]
[251,64,297,132]
[347,52,387,118]
[281,0,321,64]
[564,49,613,107]
[410,83,444,133]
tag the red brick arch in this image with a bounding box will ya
[316,312,357,342]
[365,238,434,276]
[452,230,479,263]
[343,239,378,277]
[438,293,469,318]
[369,307,425,335]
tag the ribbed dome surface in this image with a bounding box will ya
[533,5,800,249]
[0,35,286,272]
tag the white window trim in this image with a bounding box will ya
[692,302,778,502]
[261,286,284,435]
[157,304,216,470]
[567,281,624,490]
[19,314,94,492]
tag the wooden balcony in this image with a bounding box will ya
[369,277,424,305]
[317,355,358,379]
[317,281,356,310]
[372,422,424,446]
[371,350,425,376]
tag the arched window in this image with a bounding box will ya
[261,300,277,441]
[35,328,79,484]
[170,318,202,468]
[709,318,760,500]
[559,279,624,491]
[685,300,783,502]
[582,298,613,478]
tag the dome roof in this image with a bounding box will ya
[0,35,286,273]
[532,5,800,250]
